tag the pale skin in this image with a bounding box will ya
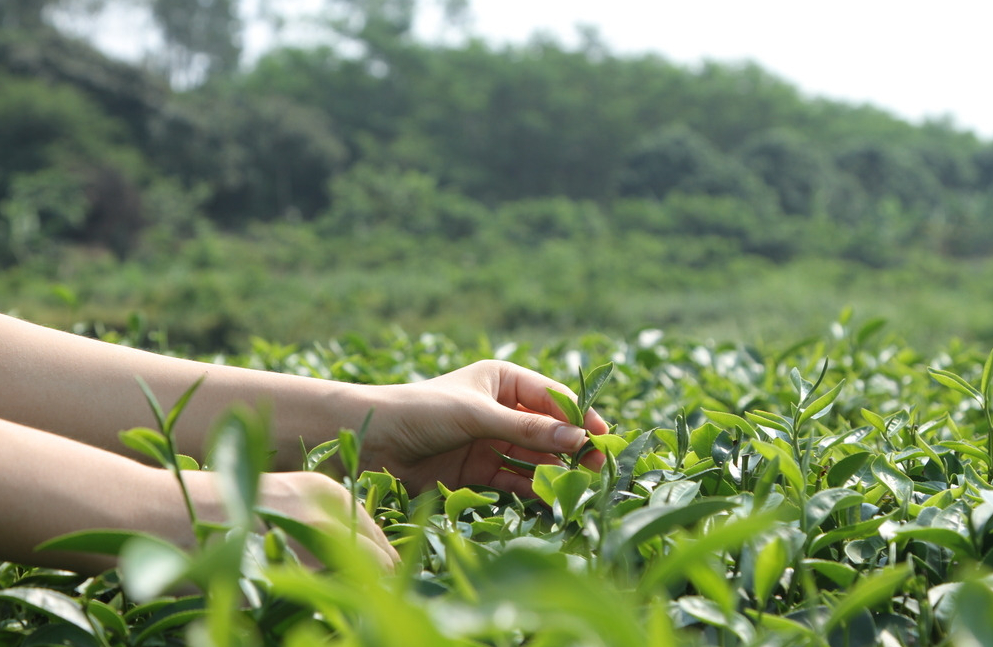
[0,314,608,574]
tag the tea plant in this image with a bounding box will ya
[4,320,993,645]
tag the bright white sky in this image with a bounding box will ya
[85,0,993,139]
[451,1,993,139]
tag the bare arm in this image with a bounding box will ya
[0,418,399,574]
[0,313,373,470]
[0,314,606,496]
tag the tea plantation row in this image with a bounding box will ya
[3,316,993,646]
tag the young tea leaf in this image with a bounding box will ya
[928,367,983,402]
[551,469,592,523]
[444,487,500,522]
[547,388,584,427]
[753,535,787,608]
[119,427,173,470]
[578,362,613,414]
[797,379,845,427]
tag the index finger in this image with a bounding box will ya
[495,362,610,435]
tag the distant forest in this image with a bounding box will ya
[3,0,993,350]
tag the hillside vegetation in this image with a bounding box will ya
[2,1,992,351]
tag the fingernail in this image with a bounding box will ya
[553,425,587,452]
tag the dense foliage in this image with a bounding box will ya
[2,2,993,351]
[5,319,993,645]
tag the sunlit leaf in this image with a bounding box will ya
[928,367,983,402]
[754,535,787,607]
[444,487,500,522]
[547,388,584,427]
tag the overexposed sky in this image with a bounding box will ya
[83,0,993,139]
[452,1,993,138]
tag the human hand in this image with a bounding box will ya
[357,360,610,497]
[254,471,401,572]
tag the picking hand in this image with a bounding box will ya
[357,360,609,497]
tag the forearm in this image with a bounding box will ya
[0,314,376,470]
[0,418,217,574]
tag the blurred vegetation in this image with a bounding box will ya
[2,0,993,352]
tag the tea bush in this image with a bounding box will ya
[4,317,993,646]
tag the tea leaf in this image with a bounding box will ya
[444,487,500,522]
[0,587,93,633]
[552,469,592,523]
[304,438,341,472]
[928,367,982,402]
[751,439,805,494]
[547,388,584,427]
[119,427,173,469]
[824,565,911,632]
[578,362,613,414]
[702,409,759,439]
[797,379,845,427]
[804,487,864,531]
[602,498,736,560]
[754,535,787,607]
[871,455,913,512]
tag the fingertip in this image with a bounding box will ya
[584,408,610,436]
[580,449,606,472]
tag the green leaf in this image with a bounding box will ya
[702,409,759,439]
[0,587,92,633]
[855,317,887,346]
[119,427,172,469]
[751,439,805,494]
[491,447,538,472]
[86,599,128,640]
[304,438,340,472]
[444,487,500,522]
[892,527,975,560]
[824,565,911,632]
[36,529,149,556]
[675,412,690,462]
[928,367,983,402]
[547,388,584,427]
[810,515,891,555]
[676,596,755,644]
[532,463,569,508]
[649,480,701,507]
[602,498,736,560]
[163,375,207,436]
[861,408,886,432]
[257,508,337,570]
[804,487,864,532]
[983,349,993,402]
[175,454,200,471]
[551,469,592,523]
[119,536,192,603]
[955,579,993,647]
[797,379,845,427]
[938,440,990,466]
[754,535,787,607]
[208,407,270,528]
[802,558,858,587]
[134,376,166,433]
[827,452,871,488]
[790,367,813,404]
[690,422,722,459]
[745,410,794,437]
[871,455,914,511]
[578,362,613,414]
[133,606,208,646]
[586,432,629,457]
[339,428,360,481]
